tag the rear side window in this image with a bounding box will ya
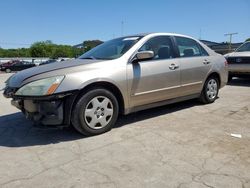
[139,36,175,60]
[175,36,208,57]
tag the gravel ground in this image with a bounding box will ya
[0,73,250,188]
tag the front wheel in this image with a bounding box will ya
[199,77,219,104]
[71,88,119,136]
[5,69,11,73]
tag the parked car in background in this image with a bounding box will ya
[0,60,17,72]
[224,41,250,81]
[3,33,228,136]
[0,60,36,73]
[39,59,57,66]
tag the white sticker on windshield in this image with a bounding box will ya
[123,37,139,41]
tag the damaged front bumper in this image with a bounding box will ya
[4,88,78,127]
[13,99,64,126]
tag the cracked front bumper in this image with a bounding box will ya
[4,87,78,126]
[12,99,65,126]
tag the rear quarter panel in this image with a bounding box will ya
[207,54,228,88]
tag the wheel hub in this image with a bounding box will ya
[95,107,104,117]
[206,79,218,100]
[84,96,114,129]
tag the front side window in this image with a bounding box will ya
[139,36,175,60]
[176,37,208,57]
[79,36,142,60]
[236,42,250,52]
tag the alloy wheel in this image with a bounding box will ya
[206,79,218,100]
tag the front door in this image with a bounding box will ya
[127,36,181,107]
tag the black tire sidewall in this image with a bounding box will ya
[72,88,119,136]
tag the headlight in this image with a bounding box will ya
[15,76,65,96]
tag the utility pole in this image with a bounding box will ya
[224,32,238,52]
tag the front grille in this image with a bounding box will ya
[227,57,250,64]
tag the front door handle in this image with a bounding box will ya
[203,59,210,65]
[169,63,179,70]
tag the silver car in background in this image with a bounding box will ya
[3,33,228,136]
[224,41,250,81]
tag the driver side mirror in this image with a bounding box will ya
[135,51,154,61]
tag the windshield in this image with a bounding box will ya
[236,42,250,52]
[79,36,142,60]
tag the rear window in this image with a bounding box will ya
[175,36,208,57]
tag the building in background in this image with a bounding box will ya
[200,40,243,54]
[0,57,49,65]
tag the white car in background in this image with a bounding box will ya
[224,42,250,81]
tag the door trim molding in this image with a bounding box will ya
[133,81,202,96]
[181,81,202,87]
[133,85,181,96]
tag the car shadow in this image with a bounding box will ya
[0,112,83,147]
[115,99,199,128]
[0,99,200,148]
[228,78,250,87]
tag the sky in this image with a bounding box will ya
[0,0,249,49]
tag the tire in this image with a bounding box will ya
[71,88,119,136]
[199,76,219,104]
[5,69,11,73]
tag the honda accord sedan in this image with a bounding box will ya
[3,33,228,135]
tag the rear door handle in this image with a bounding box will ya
[169,63,179,70]
[203,59,210,65]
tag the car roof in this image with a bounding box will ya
[122,32,197,40]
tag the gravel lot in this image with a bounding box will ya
[0,73,250,188]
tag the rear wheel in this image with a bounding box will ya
[71,88,119,136]
[5,69,11,73]
[199,77,219,104]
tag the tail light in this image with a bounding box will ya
[225,61,228,66]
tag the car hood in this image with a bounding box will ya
[6,59,103,88]
[224,51,250,58]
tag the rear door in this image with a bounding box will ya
[174,36,212,96]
